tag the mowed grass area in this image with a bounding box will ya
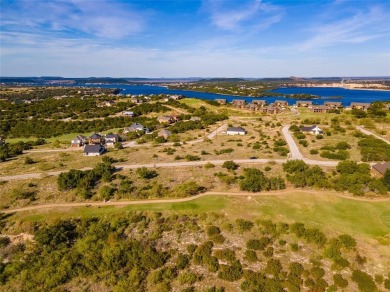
[8,191,390,242]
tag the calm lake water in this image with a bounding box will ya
[66,84,390,105]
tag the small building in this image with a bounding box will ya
[158,129,172,140]
[157,115,173,124]
[215,99,227,105]
[130,97,144,104]
[226,127,246,135]
[104,100,115,107]
[252,100,267,107]
[371,162,390,177]
[123,123,146,133]
[70,135,87,147]
[231,99,246,108]
[324,101,343,109]
[350,102,371,111]
[88,133,103,145]
[190,116,201,121]
[171,115,181,122]
[105,134,119,147]
[274,100,289,107]
[301,125,323,135]
[122,111,135,117]
[246,103,261,111]
[83,144,105,156]
[295,101,313,108]
[262,104,280,115]
[312,105,329,113]
[170,94,182,100]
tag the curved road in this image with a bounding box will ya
[0,124,344,181]
[356,126,390,145]
[2,189,389,214]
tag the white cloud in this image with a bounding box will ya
[1,0,146,39]
[298,6,390,51]
[203,0,283,32]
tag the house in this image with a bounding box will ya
[158,129,172,140]
[350,102,371,110]
[130,97,144,104]
[123,123,147,133]
[103,100,115,107]
[122,111,135,117]
[105,134,119,147]
[274,100,289,107]
[312,105,330,113]
[171,115,181,122]
[70,135,87,147]
[157,115,173,124]
[226,127,246,135]
[262,104,280,114]
[231,99,246,108]
[170,95,182,100]
[190,116,201,121]
[252,100,267,107]
[371,162,390,177]
[215,99,227,105]
[88,133,103,144]
[301,125,323,135]
[246,103,261,111]
[295,101,313,108]
[83,144,105,156]
[324,101,343,109]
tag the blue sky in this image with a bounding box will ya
[1,0,389,77]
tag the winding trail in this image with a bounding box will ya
[2,189,389,214]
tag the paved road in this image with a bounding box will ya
[2,189,389,214]
[282,125,304,160]
[356,126,390,145]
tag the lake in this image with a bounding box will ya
[59,84,390,105]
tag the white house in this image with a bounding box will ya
[301,125,323,135]
[123,123,148,133]
[226,127,246,135]
[83,144,105,156]
[122,111,135,117]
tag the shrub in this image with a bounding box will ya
[136,167,158,179]
[24,156,35,164]
[352,270,376,292]
[206,226,221,237]
[316,134,323,139]
[298,140,308,147]
[222,160,239,170]
[185,154,200,161]
[98,185,115,200]
[214,249,236,263]
[333,274,348,288]
[244,250,257,263]
[217,261,243,281]
[235,219,254,233]
[310,149,318,155]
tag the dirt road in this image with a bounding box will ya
[2,189,389,214]
[356,126,390,145]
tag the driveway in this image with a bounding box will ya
[282,125,304,160]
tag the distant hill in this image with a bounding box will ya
[198,78,246,82]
